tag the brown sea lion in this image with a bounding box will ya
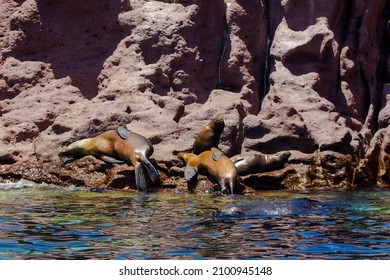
[177,147,239,194]
[59,127,159,191]
[230,151,291,176]
[192,117,225,154]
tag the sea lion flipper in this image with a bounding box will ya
[116,126,132,139]
[184,166,198,180]
[100,155,125,164]
[141,158,160,184]
[211,147,223,161]
[135,164,147,191]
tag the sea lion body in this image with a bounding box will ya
[59,129,159,190]
[178,147,239,194]
[192,117,224,154]
[230,151,291,176]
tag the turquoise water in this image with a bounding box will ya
[0,180,389,259]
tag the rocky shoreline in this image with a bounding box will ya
[1,0,389,191]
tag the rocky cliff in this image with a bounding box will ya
[0,0,389,191]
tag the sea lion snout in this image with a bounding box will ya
[58,145,75,158]
[58,149,66,157]
[58,140,88,159]
[177,151,193,164]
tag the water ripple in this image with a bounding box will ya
[1,186,390,259]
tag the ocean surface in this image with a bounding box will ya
[0,180,389,260]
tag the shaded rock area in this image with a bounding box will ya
[0,0,389,191]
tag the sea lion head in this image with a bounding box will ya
[58,139,89,159]
[276,151,291,163]
[177,151,196,164]
[192,117,225,154]
[212,206,244,217]
[208,116,224,135]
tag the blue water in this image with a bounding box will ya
[0,181,389,259]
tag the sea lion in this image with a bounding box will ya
[192,117,225,154]
[230,151,291,176]
[59,127,160,191]
[212,206,244,217]
[177,147,239,194]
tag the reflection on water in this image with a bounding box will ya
[0,181,389,260]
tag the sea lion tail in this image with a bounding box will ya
[141,158,160,184]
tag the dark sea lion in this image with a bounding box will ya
[212,206,244,217]
[192,117,225,154]
[230,151,291,176]
[59,127,159,191]
[177,147,239,194]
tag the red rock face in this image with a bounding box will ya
[0,0,389,189]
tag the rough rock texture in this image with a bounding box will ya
[0,0,389,191]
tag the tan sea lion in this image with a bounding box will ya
[230,151,291,176]
[59,127,160,191]
[192,117,225,154]
[177,147,239,194]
